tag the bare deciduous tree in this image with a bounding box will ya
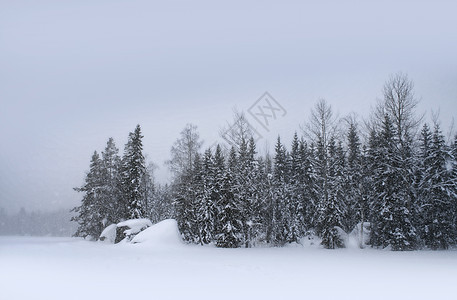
[166,124,203,179]
[219,109,258,150]
[380,72,422,144]
[304,99,339,149]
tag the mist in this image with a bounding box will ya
[1,0,456,230]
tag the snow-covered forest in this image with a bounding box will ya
[71,73,457,250]
[3,2,457,299]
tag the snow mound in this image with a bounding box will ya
[100,224,117,243]
[131,219,182,247]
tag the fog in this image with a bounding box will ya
[1,0,456,217]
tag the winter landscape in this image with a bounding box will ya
[1,1,457,299]
[1,228,457,300]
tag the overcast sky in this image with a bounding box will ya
[1,0,456,213]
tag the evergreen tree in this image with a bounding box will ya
[416,123,433,243]
[318,137,346,249]
[175,152,203,243]
[121,125,147,220]
[345,122,363,233]
[272,136,290,245]
[373,115,417,250]
[419,124,455,249]
[262,153,276,244]
[244,137,262,246]
[71,151,105,239]
[300,140,317,231]
[287,133,305,242]
[101,138,123,224]
[216,146,243,247]
[198,148,217,244]
[366,128,383,247]
[358,144,372,247]
[212,145,225,238]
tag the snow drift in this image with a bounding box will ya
[100,219,182,247]
[131,219,182,247]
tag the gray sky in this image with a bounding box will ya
[1,0,456,213]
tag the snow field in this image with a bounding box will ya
[1,223,456,300]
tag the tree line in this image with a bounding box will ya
[172,73,457,250]
[72,73,457,250]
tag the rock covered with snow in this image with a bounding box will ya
[99,219,182,247]
[99,218,153,243]
[117,219,153,237]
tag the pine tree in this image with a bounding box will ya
[373,115,417,250]
[175,152,203,243]
[262,153,276,244]
[121,125,147,220]
[198,148,217,244]
[216,146,243,247]
[71,151,106,239]
[318,137,346,249]
[287,133,305,242]
[345,122,363,233]
[299,140,317,231]
[416,123,433,243]
[244,138,263,246]
[212,145,225,239]
[100,138,123,225]
[272,136,290,245]
[366,128,382,247]
[419,124,455,249]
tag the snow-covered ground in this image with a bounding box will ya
[1,229,457,300]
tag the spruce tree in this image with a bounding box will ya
[262,153,276,244]
[71,151,105,239]
[374,115,417,250]
[366,129,382,247]
[318,137,346,249]
[121,125,147,220]
[245,137,262,246]
[101,138,123,225]
[420,124,455,249]
[345,122,363,233]
[216,146,243,248]
[288,133,305,242]
[416,123,433,243]
[212,145,225,239]
[299,139,317,231]
[198,148,216,244]
[272,137,289,245]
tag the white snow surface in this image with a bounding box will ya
[1,235,457,300]
[131,219,182,246]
